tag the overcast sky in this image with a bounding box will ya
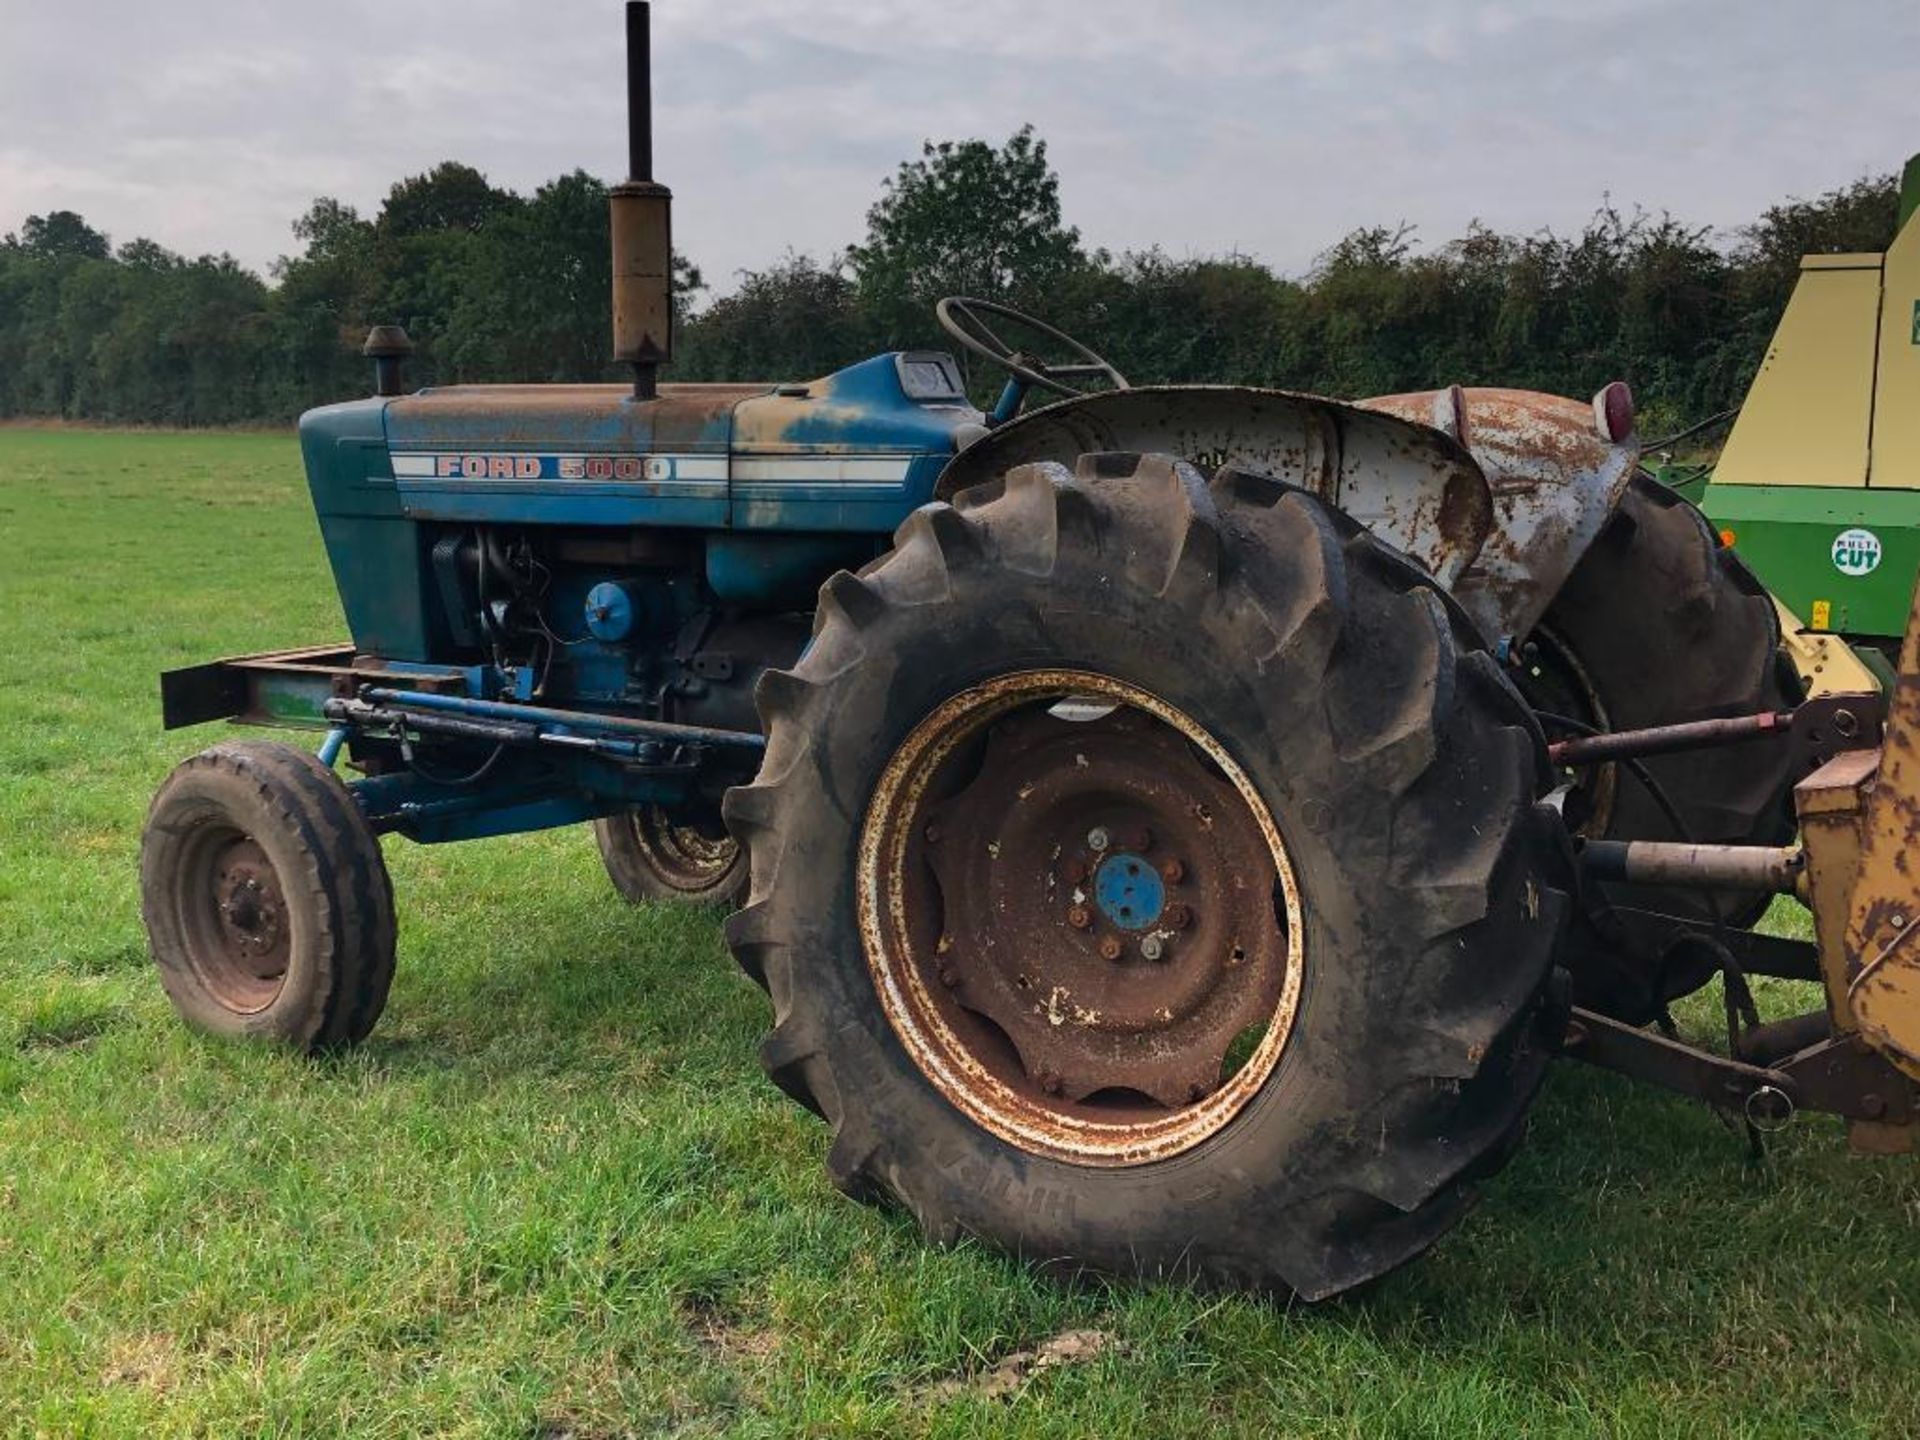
[2,0,1914,294]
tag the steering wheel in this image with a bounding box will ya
[935,297,1129,399]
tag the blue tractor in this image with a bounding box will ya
[140,5,1816,1297]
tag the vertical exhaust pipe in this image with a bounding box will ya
[610,1,672,400]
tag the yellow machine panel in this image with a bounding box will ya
[1869,207,1920,489]
[1774,597,1882,694]
[1714,255,1883,488]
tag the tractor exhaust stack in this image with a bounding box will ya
[610,0,672,399]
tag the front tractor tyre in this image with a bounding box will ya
[593,806,748,907]
[725,454,1570,1298]
[141,741,396,1051]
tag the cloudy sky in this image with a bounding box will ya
[2,0,1914,293]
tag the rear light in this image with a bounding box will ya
[1592,381,1635,443]
[1719,528,1737,548]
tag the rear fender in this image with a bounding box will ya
[936,383,1639,642]
[934,385,1493,591]
[1359,386,1641,640]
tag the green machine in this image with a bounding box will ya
[1692,155,1920,677]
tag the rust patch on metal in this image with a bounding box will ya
[612,806,741,892]
[190,835,290,1014]
[856,670,1306,1167]
[1846,582,1920,1080]
[932,386,1493,591]
[1360,386,1639,640]
[385,383,762,453]
[1547,708,1794,767]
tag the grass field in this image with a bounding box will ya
[2,426,1918,1437]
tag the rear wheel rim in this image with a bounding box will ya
[858,670,1306,1168]
[177,826,291,1014]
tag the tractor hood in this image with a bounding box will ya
[373,351,982,533]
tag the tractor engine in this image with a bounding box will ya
[409,523,805,736]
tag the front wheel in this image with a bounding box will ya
[726,454,1570,1298]
[592,806,747,907]
[140,741,396,1051]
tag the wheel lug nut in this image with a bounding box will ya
[924,822,941,843]
[1130,826,1153,851]
[1140,935,1166,962]
[939,967,960,988]
[1099,936,1123,962]
[1165,903,1192,931]
[1067,905,1092,930]
[1087,826,1110,853]
[1160,858,1184,884]
[1040,1070,1063,1096]
[1063,858,1089,884]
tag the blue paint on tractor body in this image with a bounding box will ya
[1094,852,1166,931]
[584,581,636,642]
[281,347,984,840]
[299,350,980,669]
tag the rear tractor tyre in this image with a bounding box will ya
[592,806,747,907]
[725,453,1570,1298]
[1524,473,1800,1022]
[140,741,396,1051]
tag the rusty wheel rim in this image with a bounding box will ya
[179,827,292,1013]
[858,671,1306,1167]
[629,807,740,892]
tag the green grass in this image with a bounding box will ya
[2,427,1918,1437]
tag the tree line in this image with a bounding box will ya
[0,129,1900,434]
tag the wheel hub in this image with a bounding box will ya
[1092,850,1165,931]
[195,835,291,1007]
[658,818,732,870]
[859,670,1306,1166]
[632,807,739,888]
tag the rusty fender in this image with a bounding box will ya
[1359,384,1640,641]
[936,383,1638,644]
[933,385,1494,591]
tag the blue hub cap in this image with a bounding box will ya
[584,581,636,642]
[1093,852,1165,931]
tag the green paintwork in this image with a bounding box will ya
[250,674,333,729]
[1644,459,1711,506]
[1700,483,1920,641]
[1856,643,1900,690]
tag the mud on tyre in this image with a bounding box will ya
[724,453,1570,1298]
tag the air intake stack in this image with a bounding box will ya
[610,1,672,399]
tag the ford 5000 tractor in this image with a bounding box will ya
[142,5,1920,1299]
